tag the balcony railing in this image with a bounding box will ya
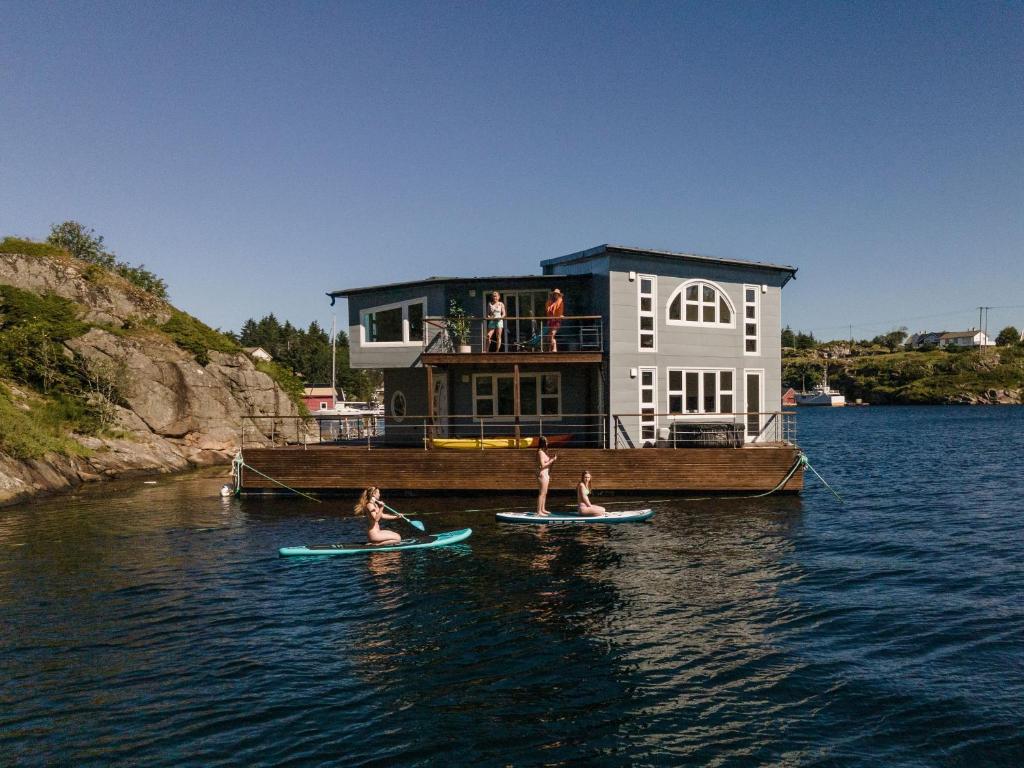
[241,411,795,449]
[421,315,603,354]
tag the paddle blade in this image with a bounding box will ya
[409,519,426,531]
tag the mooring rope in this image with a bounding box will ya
[231,449,840,509]
[235,453,322,503]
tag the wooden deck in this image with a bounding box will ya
[239,445,804,494]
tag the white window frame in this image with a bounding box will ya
[359,297,428,346]
[638,274,657,352]
[471,372,562,421]
[665,367,736,417]
[638,366,657,444]
[666,280,737,328]
[743,285,760,356]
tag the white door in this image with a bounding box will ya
[744,370,763,442]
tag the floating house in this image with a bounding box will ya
[239,244,804,494]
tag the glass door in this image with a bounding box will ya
[493,290,548,351]
[744,370,763,442]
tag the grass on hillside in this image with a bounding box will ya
[0,236,68,259]
[160,310,241,366]
[0,385,91,460]
[784,347,1024,403]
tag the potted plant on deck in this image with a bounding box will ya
[445,298,472,353]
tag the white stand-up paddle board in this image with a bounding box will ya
[495,509,654,524]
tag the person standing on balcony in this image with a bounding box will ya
[536,436,558,516]
[545,288,564,352]
[486,291,506,352]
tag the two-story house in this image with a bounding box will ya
[238,244,804,495]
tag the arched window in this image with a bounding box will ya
[666,280,735,327]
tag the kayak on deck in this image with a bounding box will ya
[279,528,472,556]
[495,509,654,524]
[430,434,573,450]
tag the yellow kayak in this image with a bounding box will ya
[431,437,534,449]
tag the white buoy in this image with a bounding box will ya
[220,484,233,497]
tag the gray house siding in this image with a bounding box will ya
[599,254,786,445]
[347,285,446,369]
[340,244,793,448]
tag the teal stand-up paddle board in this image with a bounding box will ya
[279,528,472,556]
[496,509,654,524]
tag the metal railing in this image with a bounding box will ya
[240,410,795,449]
[613,411,796,448]
[422,315,603,354]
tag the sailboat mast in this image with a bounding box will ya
[331,315,337,409]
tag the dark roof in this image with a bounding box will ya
[328,274,587,300]
[540,244,798,281]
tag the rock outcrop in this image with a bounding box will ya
[0,252,313,506]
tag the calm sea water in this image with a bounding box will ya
[1,406,1022,766]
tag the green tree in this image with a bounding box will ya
[995,326,1020,346]
[795,331,816,350]
[871,328,908,352]
[47,221,115,268]
[46,221,167,299]
[781,326,796,348]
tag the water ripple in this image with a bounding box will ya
[1,407,1024,765]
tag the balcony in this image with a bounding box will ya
[420,315,604,365]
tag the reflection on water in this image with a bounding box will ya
[2,407,1024,765]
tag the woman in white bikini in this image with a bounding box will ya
[486,291,506,352]
[355,486,402,545]
[536,436,558,516]
[576,470,606,516]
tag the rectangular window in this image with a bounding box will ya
[638,275,656,351]
[743,286,759,355]
[473,373,561,420]
[408,302,424,342]
[360,298,428,345]
[667,368,735,415]
[639,367,657,442]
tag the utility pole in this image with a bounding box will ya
[978,306,992,352]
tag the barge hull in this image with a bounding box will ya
[239,446,804,494]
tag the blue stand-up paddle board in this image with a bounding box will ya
[279,528,472,556]
[496,509,654,524]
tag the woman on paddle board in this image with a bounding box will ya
[355,486,402,545]
[576,471,606,517]
[536,436,558,516]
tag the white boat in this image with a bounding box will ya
[795,368,846,407]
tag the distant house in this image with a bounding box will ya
[938,330,993,349]
[904,332,944,349]
[782,387,797,407]
[303,386,339,411]
[243,346,273,362]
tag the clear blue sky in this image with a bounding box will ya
[2,1,1022,340]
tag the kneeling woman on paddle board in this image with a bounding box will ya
[576,471,606,517]
[356,487,402,545]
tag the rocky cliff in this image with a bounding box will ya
[0,251,312,506]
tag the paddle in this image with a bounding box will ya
[381,501,426,533]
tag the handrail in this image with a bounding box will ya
[421,314,604,354]
[240,410,795,450]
